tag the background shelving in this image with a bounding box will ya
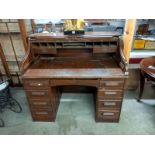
[0,19,27,85]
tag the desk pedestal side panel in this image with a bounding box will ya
[23,79,60,122]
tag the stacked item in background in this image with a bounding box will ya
[133,20,155,50]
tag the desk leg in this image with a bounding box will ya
[138,70,145,102]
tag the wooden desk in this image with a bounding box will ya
[21,32,128,122]
[138,57,155,101]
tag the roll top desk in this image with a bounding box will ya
[21,32,128,122]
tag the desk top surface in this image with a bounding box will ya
[23,57,125,79]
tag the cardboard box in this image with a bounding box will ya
[134,39,145,49]
[145,41,155,49]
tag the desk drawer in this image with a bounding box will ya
[98,100,122,109]
[51,79,99,87]
[26,90,50,98]
[24,79,49,88]
[98,89,123,99]
[31,109,54,122]
[100,79,124,89]
[29,98,52,109]
[96,109,120,122]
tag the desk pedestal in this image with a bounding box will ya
[23,78,125,122]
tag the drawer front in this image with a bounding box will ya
[26,90,50,98]
[24,79,49,88]
[98,100,122,109]
[96,109,120,122]
[29,98,52,109]
[98,89,123,99]
[100,80,124,89]
[31,109,54,122]
[51,79,99,87]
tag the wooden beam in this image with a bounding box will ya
[6,22,20,70]
[18,19,28,52]
[123,19,136,62]
[0,43,12,82]
[31,19,36,33]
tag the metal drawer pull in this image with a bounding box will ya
[103,112,114,116]
[105,92,117,95]
[104,82,120,86]
[35,112,48,115]
[31,92,46,95]
[104,102,116,106]
[33,101,47,105]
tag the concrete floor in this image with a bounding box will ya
[0,83,155,135]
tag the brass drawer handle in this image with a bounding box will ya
[33,101,47,105]
[105,92,117,95]
[31,92,46,95]
[103,112,114,116]
[35,112,48,115]
[104,102,116,106]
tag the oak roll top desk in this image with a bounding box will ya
[21,32,128,122]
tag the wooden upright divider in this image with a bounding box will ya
[18,19,28,52]
[0,43,12,83]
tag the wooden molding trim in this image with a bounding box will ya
[18,19,28,52]
[0,43,12,81]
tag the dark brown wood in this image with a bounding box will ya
[138,57,155,102]
[96,109,120,122]
[97,100,122,109]
[138,70,145,101]
[20,41,35,74]
[30,19,36,33]
[29,98,52,109]
[51,79,99,87]
[23,79,49,88]
[21,32,128,122]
